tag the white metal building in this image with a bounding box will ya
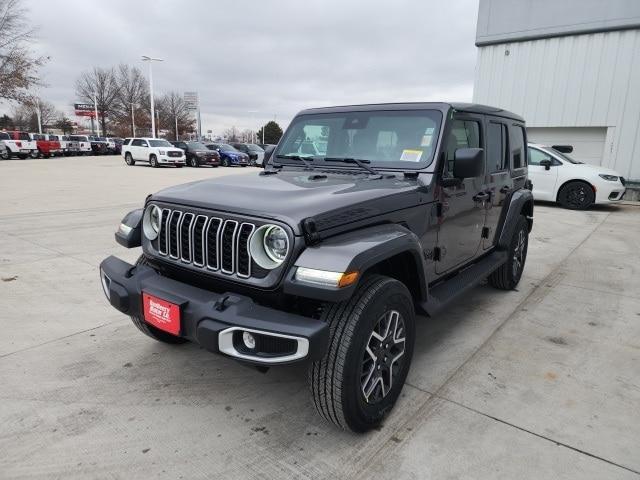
[473,0,640,183]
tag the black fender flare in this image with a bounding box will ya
[114,208,143,248]
[496,189,534,249]
[283,223,427,303]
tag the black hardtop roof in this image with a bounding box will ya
[297,102,524,122]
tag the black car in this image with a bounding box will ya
[88,136,108,155]
[101,102,532,433]
[170,141,220,167]
[231,143,264,166]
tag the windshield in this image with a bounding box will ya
[149,139,172,147]
[275,109,442,169]
[218,144,237,151]
[187,142,208,150]
[548,147,583,164]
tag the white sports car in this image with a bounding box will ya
[527,143,626,209]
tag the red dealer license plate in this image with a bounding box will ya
[142,293,181,335]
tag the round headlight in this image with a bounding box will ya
[249,224,289,269]
[143,205,161,240]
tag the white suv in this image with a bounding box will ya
[122,138,186,167]
[527,143,626,209]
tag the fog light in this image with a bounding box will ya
[242,331,256,350]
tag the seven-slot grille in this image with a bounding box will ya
[157,208,256,278]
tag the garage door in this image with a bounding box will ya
[526,127,607,166]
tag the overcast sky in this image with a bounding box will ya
[15,0,479,135]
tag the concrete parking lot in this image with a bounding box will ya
[1,156,639,479]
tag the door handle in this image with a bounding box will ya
[473,192,491,202]
[500,186,511,194]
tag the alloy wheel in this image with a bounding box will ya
[565,184,589,208]
[360,309,406,404]
[512,229,526,278]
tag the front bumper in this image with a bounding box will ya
[595,184,626,203]
[99,256,329,365]
[159,156,186,164]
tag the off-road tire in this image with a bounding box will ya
[129,255,188,344]
[150,154,159,168]
[125,152,135,165]
[489,215,529,290]
[557,180,595,210]
[309,274,415,432]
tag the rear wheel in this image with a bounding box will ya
[489,215,529,290]
[309,275,415,432]
[150,154,159,168]
[124,152,135,165]
[130,255,188,344]
[558,181,595,210]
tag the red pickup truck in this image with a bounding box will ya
[31,133,62,157]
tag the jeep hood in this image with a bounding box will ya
[151,169,428,235]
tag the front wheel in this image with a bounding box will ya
[189,156,199,168]
[558,181,595,210]
[0,149,9,160]
[489,215,529,290]
[222,157,229,167]
[150,154,159,168]
[309,275,415,432]
[30,150,39,159]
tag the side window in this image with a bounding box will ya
[123,139,131,146]
[140,140,148,147]
[487,122,509,173]
[131,139,142,147]
[527,147,553,166]
[444,119,481,177]
[510,125,527,171]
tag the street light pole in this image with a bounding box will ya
[142,55,163,139]
[93,92,100,136]
[35,98,42,134]
[131,103,136,137]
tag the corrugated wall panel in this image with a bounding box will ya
[473,29,640,180]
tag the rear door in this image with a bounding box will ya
[527,146,559,201]
[483,119,511,249]
[435,115,487,274]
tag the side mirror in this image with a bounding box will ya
[453,148,484,179]
[540,159,552,170]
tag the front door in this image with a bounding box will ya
[527,146,559,201]
[436,116,487,274]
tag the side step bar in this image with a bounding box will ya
[420,251,508,317]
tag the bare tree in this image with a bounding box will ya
[19,97,60,130]
[0,0,48,103]
[113,63,148,136]
[157,91,195,140]
[224,126,240,142]
[75,66,119,135]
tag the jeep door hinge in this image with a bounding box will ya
[433,247,442,262]
[481,227,490,239]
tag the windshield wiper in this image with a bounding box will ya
[275,154,315,170]
[324,157,380,176]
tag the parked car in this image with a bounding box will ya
[110,137,124,154]
[231,143,265,166]
[0,131,33,159]
[121,138,186,167]
[32,133,62,158]
[46,134,79,156]
[4,131,38,158]
[68,135,94,155]
[170,141,220,167]
[88,136,109,155]
[0,141,8,160]
[207,143,249,167]
[527,143,626,209]
[100,102,533,432]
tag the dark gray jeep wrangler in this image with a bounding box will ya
[100,102,533,432]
